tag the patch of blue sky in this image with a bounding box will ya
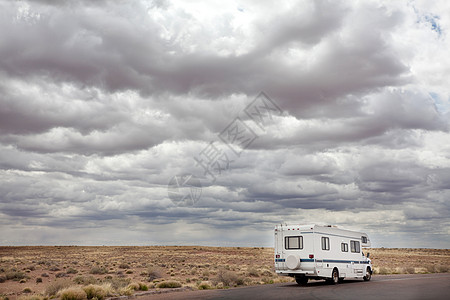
[424,14,442,36]
[429,92,450,114]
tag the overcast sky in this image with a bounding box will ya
[0,0,449,248]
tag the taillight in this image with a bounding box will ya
[275,254,280,258]
[309,254,314,258]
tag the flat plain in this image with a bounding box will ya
[0,246,449,300]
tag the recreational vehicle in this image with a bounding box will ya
[274,224,372,285]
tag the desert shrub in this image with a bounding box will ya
[262,277,274,284]
[83,284,108,300]
[0,276,6,283]
[215,269,243,286]
[126,282,139,291]
[73,276,97,285]
[118,263,130,269]
[67,268,78,274]
[125,282,148,291]
[41,273,49,278]
[36,278,42,283]
[147,267,163,281]
[102,277,130,290]
[59,287,87,300]
[378,267,390,275]
[247,267,259,277]
[235,277,245,286]
[45,279,72,296]
[49,266,60,272]
[56,272,68,278]
[22,288,32,293]
[90,267,107,275]
[260,269,274,277]
[426,265,436,273]
[437,265,449,273]
[197,282,211,290]
[138,283,148,291]
[126,270,133,274]
[0,296,9,300]
[18,295,45,300]
[6,271,26,281]
[403,267,415,274]
[118,287,133,296]
[156,281,181,288]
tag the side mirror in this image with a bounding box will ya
[367,252,370,258]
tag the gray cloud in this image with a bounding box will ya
[0,0,449,248]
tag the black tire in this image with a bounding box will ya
[330,268,339,284]
[363,267,372,281]
[295,276,308,286]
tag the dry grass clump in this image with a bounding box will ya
[117,281,149,295]
[214,269,244,287]
[73,276,97,285]
[5,271,27,281]
[247,267,260,277]
[45,279,72,297]
[197,281,212,290]
[156,281,182,288]
[437,265,449,273]
[67,268,78,274]
[89,266,107,275]
[138,282,149,291]
[17,295,46,300]
[125,282,148,291]
[146,266,164,281]
[102,276,130,290]
[58,287,87,300]
[82,284,113,300]
[118,263,130,269]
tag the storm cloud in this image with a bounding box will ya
[0,0,449,248]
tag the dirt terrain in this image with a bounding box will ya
[0,246,448,300]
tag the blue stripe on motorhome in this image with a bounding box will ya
[317,259,370,264]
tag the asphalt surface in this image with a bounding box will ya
[140,273,450,300]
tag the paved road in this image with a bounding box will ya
[141,273,450,300]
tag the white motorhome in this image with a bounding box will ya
[274,224,372,285]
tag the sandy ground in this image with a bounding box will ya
[0,246,448,299]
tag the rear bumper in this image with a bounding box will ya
[276,269,317,276]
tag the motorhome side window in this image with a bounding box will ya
[361,236,368,243]
[285,236,303,249]
[350,240,360,253]
[321,237,330,250]
[341,242,348,252]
